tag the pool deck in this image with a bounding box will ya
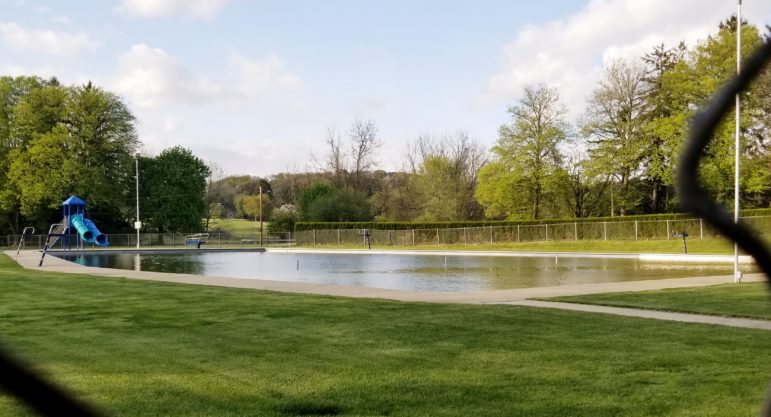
[9,248,771,330]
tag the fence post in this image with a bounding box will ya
[218,233,221,246]
[700,219,703,239]
[666,220,670,239]
[574,222,578,241]
[490,226,493,244]
[436,229,440,245]
[412,229,415,246]
[635,221,638,241]
[313,230,317,246]
[463,227,467,245]
[545,224,549,241]
[517,225,520,242]
[603,222,607,241]
[388,230,392,245]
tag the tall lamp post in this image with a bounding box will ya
[259,185,263,246]
[135,153,141,249]
[734,0,742,283]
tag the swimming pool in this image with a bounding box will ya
[54,251,751,292]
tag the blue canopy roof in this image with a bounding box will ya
[62,195,86,206]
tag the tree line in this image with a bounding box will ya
[0,18,768,235]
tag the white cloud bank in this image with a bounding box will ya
[111,44,302,108]
[116,0,230,20]
[0,22,97,57]
[480,0,771,117]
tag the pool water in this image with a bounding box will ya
[55,251,751,292]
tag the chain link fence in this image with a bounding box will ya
[6,231,295,251]
[6,216,771,250]
[295,216,771,246]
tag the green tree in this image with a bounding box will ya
[298,182,335,220]
[140,146,209,232]
[652,18,767,207]
[2,81,139,231]
[476,85,569,220]
[237,193,272,221]
[583,59,649,216]
[304,188,373,222]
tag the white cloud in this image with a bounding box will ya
[111,44,302,108]
[0,22,97,57]
[116,0,229,20]
[480,0,771,119]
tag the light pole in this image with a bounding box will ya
[259,185,263,246]
[734,0,742,283]
[135,153,141,249]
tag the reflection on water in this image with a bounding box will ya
[55,252,757,292]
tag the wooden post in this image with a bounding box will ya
[436,229,440,245]
[517,225,520,242]
[603,222,607,241]
[489,226,493,244]
[635,221,638,240]
[412,229,415,246]
[545,224,549,241]
[337,229,341,245]
[574,222,578,241]
[666,220,670,239]
[700,219,703,239]
[313,230,316,246]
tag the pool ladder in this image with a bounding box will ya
[39,220,68,267]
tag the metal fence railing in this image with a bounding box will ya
[294,216,771,247]
[5,231,295,251]
[6,216,771,250]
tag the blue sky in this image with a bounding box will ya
[2,0,770,176]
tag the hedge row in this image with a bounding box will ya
[294,208,771,231]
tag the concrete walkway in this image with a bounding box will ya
[9,249,770,330]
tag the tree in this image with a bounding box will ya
[652,18,767,207]
[348,118,381,191]
[583,59,649,216]
[2,81,139,231]
[316,119,381,192]
[237,193,272,221]
[298,182,335,220]
[476,85,569,220]
[139,146,209,232]
[406,132,486,221]
[204,161,226,230]
[304,188,373,222]
[641,43,686,212]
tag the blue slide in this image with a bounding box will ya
[70,214,109,246]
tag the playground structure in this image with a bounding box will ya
[38,195,108,266]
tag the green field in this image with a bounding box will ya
[546,282,771,320]
[0,255,769,416]
[206,218,268,235]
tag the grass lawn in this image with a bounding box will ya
[546,282,771,320]
[315,238,739,254]
[207,218,267,235]
[0,255,769,416]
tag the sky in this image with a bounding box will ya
[2,0,770,177]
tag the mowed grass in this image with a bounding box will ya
[207,218,266,235]
[547,282,771,320]
[0,255,769,416]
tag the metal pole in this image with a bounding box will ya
[135,153,140,249]
[259,185,263,246]
[734,0,742,283]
